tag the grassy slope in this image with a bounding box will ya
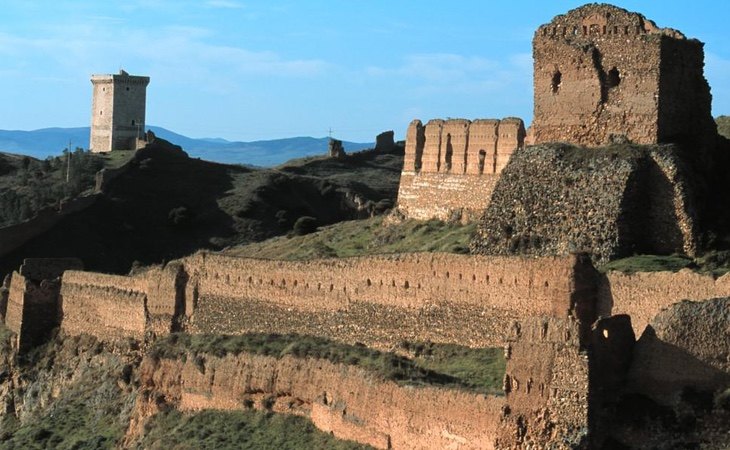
[225,216,475,260]
[0,142,403,276]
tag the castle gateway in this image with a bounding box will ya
[89,70,150,153]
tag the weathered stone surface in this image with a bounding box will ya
[470,143,698,263]
[532,3,715,155]
[132,353,504,450]
[397,117,525,221]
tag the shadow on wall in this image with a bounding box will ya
[627,326,730,404]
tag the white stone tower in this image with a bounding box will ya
[89,70,150,152]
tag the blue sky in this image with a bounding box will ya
[0,1,728,142]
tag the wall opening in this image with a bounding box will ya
[444,134,453,172]
[551,71,562,94]
[478,149,486,174]
[607,67,620,89]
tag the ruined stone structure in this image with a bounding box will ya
[3,250,729,447]
[90,70,150,152]
[397,118,525,221]
[375,130,395,152]
[531,4,715,151]
[471,143,699,262]
[5,258,83,353]
[327,138,345,158]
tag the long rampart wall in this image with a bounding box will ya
[187,252,575,315]
[137,353,505,450]
[599,269,730,336]
[181,252,582,348]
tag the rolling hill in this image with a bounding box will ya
[0,126,373,167]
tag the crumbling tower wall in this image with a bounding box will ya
[531,4,714,151]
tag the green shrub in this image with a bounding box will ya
[292,216,318,235]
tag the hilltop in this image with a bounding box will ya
[0,138,403,277]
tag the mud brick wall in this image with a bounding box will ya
[183,252,582,348]
[397,118,524,221]
[137,353,505,450]
[60,271,148,341]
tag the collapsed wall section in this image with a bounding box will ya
[397,117,525,221]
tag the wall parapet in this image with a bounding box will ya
[397,117,525,221]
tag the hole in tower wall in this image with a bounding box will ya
[478,149,486,175]
[551,71,562,94]
[607,67,620,89]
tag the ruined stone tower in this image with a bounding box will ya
[531,4,714,149]
[89,70,150,153]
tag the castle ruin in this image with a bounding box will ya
[397,118,525,221]
[89,70,150,153]
[531,4,715,149]
[396,4,720,225]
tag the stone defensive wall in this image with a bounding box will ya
[182,252,582,348]
[135,353,505,449]
[59,262,185,342]
[60,271,149,341]
[397,117,525,221]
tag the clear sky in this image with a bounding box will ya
[0,1,728,142]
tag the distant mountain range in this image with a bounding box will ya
[0,126,373,167]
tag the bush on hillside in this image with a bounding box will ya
[292,216,318,236]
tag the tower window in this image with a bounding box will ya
[551,70,562,94]
[126,87,130,91]
[100,110,103,115]
[131,120,136,125]
[478,149,486,175]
